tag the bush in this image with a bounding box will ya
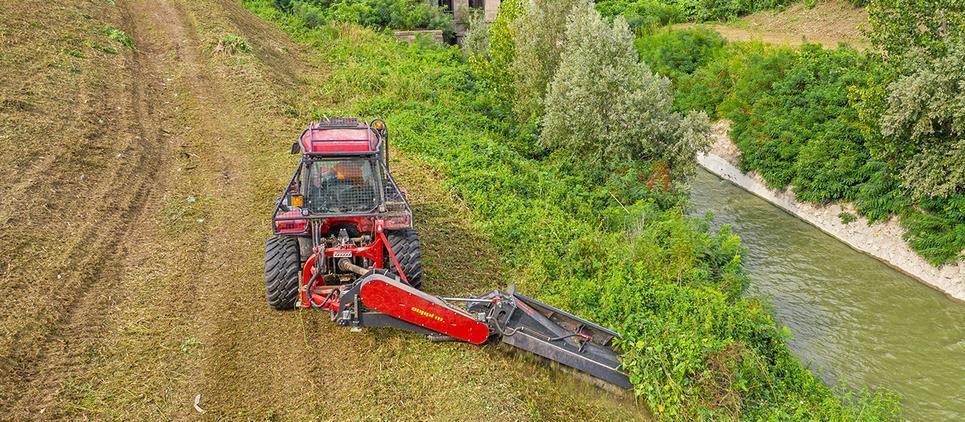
[511,0,582,125]
[542,3,711,183]
[596,0,686,34]
[277,0,454,36]
[635,27,726,81]
[724,45,871,197]
[666,0,796,22]
[879,39,965,199]
[468,0,523,116]
[902,195,965,265]
[852,161,907,223]
[216,33,252,55]
[597,0,794,26]
[672,41,792,116]
[102,26,135,50]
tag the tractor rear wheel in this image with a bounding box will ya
[265,236,301,310]
[386,229,423,289]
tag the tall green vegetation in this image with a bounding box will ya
[273,0,454,36]
[860,0,965,264]
[248,0,901,418]
[510,0,580,125]
[635,4,963,265]
[542,3,710,183]
[861,0,964,201]
[465,0,523,116]
[595,0,796,32]
[635,26,725,81]
[460,10,489,57]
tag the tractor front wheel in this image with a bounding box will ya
[265,236,301,310]
[386,229,423,289]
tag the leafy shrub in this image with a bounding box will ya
[276,0,454,36]
[725,45,870,197]
[468,0,522,116]
[216,33,252,55]
[102,26,135,50]
[542,3,711,183]
[635,27,726,81]
[866,0,964,64]
[461,10,489,57]
[597,0,794,26]
[879,38,965,199]
[901,195,965,265]
[596,0,686,34]
[673,41,792,115]
[852,161,907,223]
[511,0,581,125]
[247,0,901,418]
[839,211,858,224]
[665,0,795,22]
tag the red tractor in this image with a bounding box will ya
[266,118,630,389]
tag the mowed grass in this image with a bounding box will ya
[1,0,647,419]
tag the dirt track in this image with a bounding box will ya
[1,0,644,419]
[672,0,867,48]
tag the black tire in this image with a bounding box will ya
[386,229,423,289]
[265,236,301,310]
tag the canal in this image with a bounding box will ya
[689,168,965,420]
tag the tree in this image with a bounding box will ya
[540,1,711,183]
[881,38,965,198]
[511,0,581,124]
[469,0,523,109]
[462,9,489,57]
[867,0,964,64]
[862,0,964,198]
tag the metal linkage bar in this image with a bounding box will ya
[330,273,631,389]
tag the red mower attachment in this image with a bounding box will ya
[265,118,630,389]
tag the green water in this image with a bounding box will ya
[689,168,965,420]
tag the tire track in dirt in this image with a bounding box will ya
[1,0,177,416]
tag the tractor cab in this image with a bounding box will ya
[272,118,412,236]
[301,158,380,214]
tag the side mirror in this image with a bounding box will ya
[290,141,300,155]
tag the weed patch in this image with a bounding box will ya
[88,40,118,55]
[215,33,251,55]
[102,25,135,49]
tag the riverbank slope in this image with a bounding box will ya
[698,121,964,300]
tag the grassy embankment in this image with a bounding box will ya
[249,0,902,419]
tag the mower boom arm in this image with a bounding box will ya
[328,272,631,389]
